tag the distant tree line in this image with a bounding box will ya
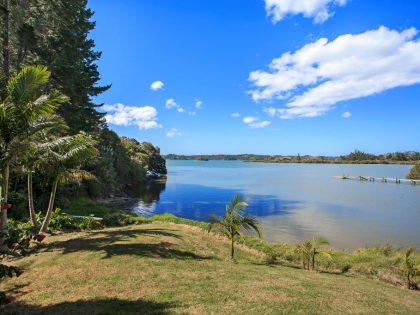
[165,150,420,164]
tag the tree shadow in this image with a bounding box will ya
[1,298,178,315]
[36,228,215,260]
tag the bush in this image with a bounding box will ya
[79,217,103,230]
[48,208,80,231]
[102,213,136,226]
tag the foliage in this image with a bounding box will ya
[0,264,22,305]
[396,248,420,289]
[63,198,118,217]
[78,217,103,231]
[407,163,420,180]
[48,208,79,231]
[208,195,261,258]
[102,213,136,227]
[47,208,103,232]
[166,151,420,164]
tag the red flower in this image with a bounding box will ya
[15,269,23,277]
[5,296,13,305]
[2,203,12,210]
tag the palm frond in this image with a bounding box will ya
[7,65,50,106]
[240,215,262,237]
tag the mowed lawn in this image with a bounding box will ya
[1,223,419,314]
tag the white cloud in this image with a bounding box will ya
[166,128,182,138]
[249,26,420,119]
[103,103,162,130]
[165,98,186,113]
[250,121,271,128]
[188,111,197,116]
[263,107,277,117]
[195,100,203,109]
[242,116,271,128]
[243,116,258,124]
[342,111,351,118]
[231,112,241,118]
[150,80,164,91]
[265,0,348,24]
[165,98,177,109]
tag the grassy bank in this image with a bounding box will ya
[58,199,420,289]
[1,222,419,314]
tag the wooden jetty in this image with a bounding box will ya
[333,175,420,185]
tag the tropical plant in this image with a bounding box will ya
[309,236,332,270]
[296,237,331,271]
[0,65,67,243]
[397,247,419,289]
[295,240,313,270]
[0,264,23,305]
[208,195,261,259]
[407,163,420,180]
[39,132,98,233]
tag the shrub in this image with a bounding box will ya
[0,265,23,305]
[79,217,103,230]
[102,213,136,226]
[48,208,80,231]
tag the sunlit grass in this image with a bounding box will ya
[1,222,419,314]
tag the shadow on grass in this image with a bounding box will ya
[37,227,215,260]
[1,298,177,315]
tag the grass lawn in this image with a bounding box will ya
[1,222,419,314]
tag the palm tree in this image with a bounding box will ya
[0,66,67,242]
[295,240,312,270]
[22,125,67,227]
[399,248,419,289]
[295,237,331,271]
[309,236,331,271]
[208,195,261,259]
[39,132,98,233]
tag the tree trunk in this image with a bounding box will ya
[27,171,37,227]
[311,253,316,271]
[1,0,10,79]
[39,177,59,233]
[230,238,235,259]
[407,273,411,290]
[0,163,10,246]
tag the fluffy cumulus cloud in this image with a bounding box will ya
[250,27,420,119]
[242,116,271,128]
[166,128,182,138]
[165,98,177,108]
[150,80,164,91]
[231,112,241,118]
[342,111,351,118]
[265,0,348,24]
[166,98,186,113]
[195,100,203,109]
[103,104,162,130]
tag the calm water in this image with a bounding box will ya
[124,160,420,250]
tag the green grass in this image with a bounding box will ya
[1,222,419,314]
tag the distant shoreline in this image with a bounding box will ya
[164,151,419,165]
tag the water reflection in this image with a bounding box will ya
[126,182,299,219]
[122,161,420,250]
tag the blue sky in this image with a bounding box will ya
[89,0,420,155]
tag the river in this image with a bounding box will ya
[123,160,419,250]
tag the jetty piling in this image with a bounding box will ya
[333,175,420,186]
